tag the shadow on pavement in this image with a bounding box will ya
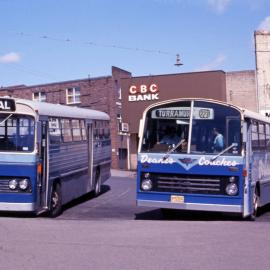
[0,212,36,219]
[135,208,244,222]
[256,203,270,219]
[62,184,111,212]
[0,185,111,219]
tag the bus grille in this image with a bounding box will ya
[145,173,232,195]
[0,178,12,192]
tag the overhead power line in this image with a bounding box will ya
[14,31,176,56]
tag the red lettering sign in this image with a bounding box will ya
[128,84,158,95]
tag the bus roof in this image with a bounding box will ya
[242,109,270,123]
[141,98,270,124]
[15,98,110,120]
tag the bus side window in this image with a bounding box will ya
[259,123,266,149]
[252,122,259,151]
[100,121,105,140]
[104,121,110,139]
[266,124,270,151]
[49,118,61,144]
[71,119,82,141]
[61,119,72,142]
[80,120,87,140]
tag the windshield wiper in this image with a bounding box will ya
[0,114,13,125]
[163,139,186,160]
[211,143,238,162]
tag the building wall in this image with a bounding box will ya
[226,70,257,111]
[0,67,260,171]
[110,67,131,168]
[255,30,270,115]
[121,70,227,169]
[121,70,226,134]
[0,66,131,170]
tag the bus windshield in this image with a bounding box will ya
[0,114,35,152]
[141,100,241,155]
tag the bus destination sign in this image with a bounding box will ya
[152,107,214,120]
[0,98,16,112]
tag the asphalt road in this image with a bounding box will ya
[58,175,270,222]
[1,175,270,270]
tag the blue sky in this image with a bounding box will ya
[0,0,270,86]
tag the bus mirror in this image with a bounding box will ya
[139,119,144,138]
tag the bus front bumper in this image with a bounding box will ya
[0,202,36,212]
[137,200,243,213]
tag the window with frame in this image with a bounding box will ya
[33,92,46,102]
[61,119,72,142]
[104,121,110,139]
[49,117,61,144]
[94,121,106,140]
[252,122,259,149]
[0,114,35,152]
[266,124,270,150]
[71,119,81,141]
[259,123,266,148]
[80,120,86,140]
[66,87,81,104]
[94,121,99,140]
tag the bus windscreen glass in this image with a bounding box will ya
[0,114,35,152]
[141,101,241,155]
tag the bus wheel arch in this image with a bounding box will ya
[250,184,260,221]
[48,180,62,218]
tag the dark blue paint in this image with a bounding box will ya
[137,153,244,208]
[0,163,37,203]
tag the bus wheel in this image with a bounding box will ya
[49,183,62,218]
[94,169,101,197]
[250,189,259,221]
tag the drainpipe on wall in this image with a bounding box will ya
[127,134,131,170]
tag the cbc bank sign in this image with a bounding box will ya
[128,84,159,102]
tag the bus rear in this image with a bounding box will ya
[137,99,245,216]
[0,98,37,212]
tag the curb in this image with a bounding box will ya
[110,169,136,178]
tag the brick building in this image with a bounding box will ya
[0,66,131,170]
[225,70,257,111]
[255,30,270,115]
[0,67,258,170]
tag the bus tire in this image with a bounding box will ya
[249,188,259,221]
[93,169,101,197]
[49,183,62,218]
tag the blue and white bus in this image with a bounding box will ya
[137,98,270,220]
[0,97,111,217]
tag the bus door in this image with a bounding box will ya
[37,120,49,211]
[243,121,252,217]
[87,123,94,190]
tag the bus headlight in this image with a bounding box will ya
[8,179,18,190]
[229,176,236,183]
[141,179,153,191]
[19,179,29,191]
[226,183,238,196]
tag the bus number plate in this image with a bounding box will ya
[170,195,184,204]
